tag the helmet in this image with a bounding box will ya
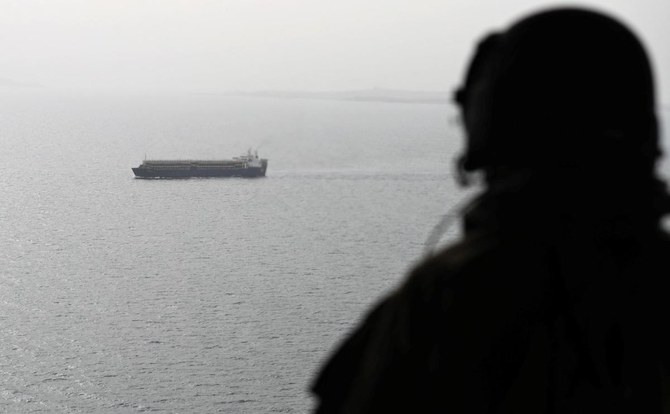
[455,8,658,176]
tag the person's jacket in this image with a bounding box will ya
[312,192,670,413]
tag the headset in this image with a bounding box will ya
[453,8,659,188]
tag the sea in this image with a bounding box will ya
[0,91,667,413]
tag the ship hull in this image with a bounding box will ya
[132,161,268,178]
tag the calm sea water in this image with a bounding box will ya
[0,91,467,413]
[1,92,668,413]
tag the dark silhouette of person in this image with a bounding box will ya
[311,8,670,413]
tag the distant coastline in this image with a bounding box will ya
[221,89,450,105]
[0,77,42,88]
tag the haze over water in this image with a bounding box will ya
[1,91,668,413]
[0,91,466,413]
[0,0,667,411]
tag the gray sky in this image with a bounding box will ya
[0,0,668,102]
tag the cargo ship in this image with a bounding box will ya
[132,150,268,178]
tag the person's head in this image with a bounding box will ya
[455,8,659,187]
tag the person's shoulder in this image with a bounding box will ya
[429,230,503,271]
[409,230,539,285]
[395,230,551,311]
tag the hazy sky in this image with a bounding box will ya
[0,0,668,102]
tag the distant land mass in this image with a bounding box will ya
[223,88,450,104]
[0,77,42,88]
